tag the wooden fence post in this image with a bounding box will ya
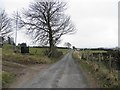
[98,53,101,69]
[109,55,112,73]
[98,53,101,62]
[91,53,93,61]
[86,52,89,61]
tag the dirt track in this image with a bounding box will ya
[10,50,90,88]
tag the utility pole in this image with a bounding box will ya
[14,11,18,52]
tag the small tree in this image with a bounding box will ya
[8,36,11,44]
[73,46,76,50]
[64,42,71,49]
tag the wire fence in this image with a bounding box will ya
[80,50,120,72]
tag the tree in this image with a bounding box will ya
[73,46,76,50]
[64,42,71,49]
[7,36,15,45]
[0,10,12,37]
[18,0,75,57]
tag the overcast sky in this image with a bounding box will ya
[0,0,119,48]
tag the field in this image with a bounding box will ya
[29,47,46,56]
[29,47,68,56]
[2,44,68,88]
[73,50,119,88]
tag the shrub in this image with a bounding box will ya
[44,49,63,58]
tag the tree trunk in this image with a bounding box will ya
[48,22,56,57]
[47,12,56,57]
[48,32,56,57]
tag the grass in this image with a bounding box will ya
[58,48,68,55]
[0,48,1,61]
[29,47,68,57]
[3,53,51,64]
[0,48,1,89]
[72,50,119,88]
[2,44,68,64]
[0,48,2,54]
[29,47,47,56]
[2,71,16,88]
[79,49,107,53]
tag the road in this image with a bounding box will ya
[11,50,90,88]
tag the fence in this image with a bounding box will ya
[81,50,119,72]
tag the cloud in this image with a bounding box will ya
[0,0,119,48]
[59,0,118,48]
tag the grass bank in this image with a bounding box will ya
[2,71,15,88]
[2,44,68,64]
[72,50,119,88]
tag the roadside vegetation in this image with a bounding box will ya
[72,50,119,88]
[2,71,15,88]
[2,44,68,88]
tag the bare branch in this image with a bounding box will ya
[0,10,12,37]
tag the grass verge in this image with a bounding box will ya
[2,71,16,88]
[72,50,119,88]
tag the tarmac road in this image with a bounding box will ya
[11,50,90,88]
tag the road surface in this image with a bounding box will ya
[11,50,90,88]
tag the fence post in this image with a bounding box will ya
[87,52,89,61]
[98,53,101,62]
[109,55,112,73]
[82,50,84,59]
[101,54,104,61]
[98,53,101,69]
[91,53,93,61]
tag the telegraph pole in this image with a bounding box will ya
[14,11,18,52]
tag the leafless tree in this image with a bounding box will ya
[64,42,71,49]
[0,10,12,37]
[18,0,75,56]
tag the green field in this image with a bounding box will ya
[58,48,68,54]
[79,50,107,53]
[29,47,47,56]
[29,47,68,56]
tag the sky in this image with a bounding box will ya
[0,0,119,48]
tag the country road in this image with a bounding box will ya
[10,50,90,88]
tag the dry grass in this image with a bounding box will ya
[72,50,119,88]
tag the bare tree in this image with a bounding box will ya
[18,0,75,56]
[64,42,71,49]
[0,10,12,37]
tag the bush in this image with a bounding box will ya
[44,49,63,58]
